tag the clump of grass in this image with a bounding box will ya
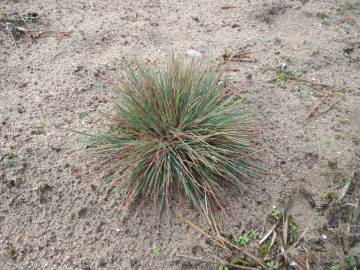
[258,240,271,258]
[280,53,293,63]
[275,65,296,86]
[0,11,39,41]
[345,255,357,269]
[235,233,250,247]
[87,56,255,217]
[267,260,279,269]
[152,244,161,255]
[3,158,14,167]
[346,0,360,12]
[317,12,331,25]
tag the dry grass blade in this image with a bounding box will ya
[280,246,289,263]
[259,223,278,245]
[292,222,311,248]
[31,30,73,41]
[269,231,277,250]
[305,251,310,270]
[342,224,351,253]
[288,250,308,270]
[15,226,25,243]
[283,215,288,248]
[338,178,352,202]
[177,213,228,250]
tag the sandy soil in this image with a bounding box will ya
[1,0,359,269]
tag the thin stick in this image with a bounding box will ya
[304,93,331,122]
[289,77,330,88]
[31,30,73,40]
[318,100,338,115]
[178,213,268,269]
[177,213,228,250]
[177,255,258,270]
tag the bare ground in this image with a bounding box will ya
[0,0,359,269]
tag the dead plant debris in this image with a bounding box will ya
[221,46,257,64]
[0,10,71,45]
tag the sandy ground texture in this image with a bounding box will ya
[1,0,360,269]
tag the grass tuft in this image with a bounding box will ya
[87,56,256,217]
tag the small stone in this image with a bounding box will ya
[17,107,25,114]
[2,117,9,125]
[98,258,107,267]
[191,16,199,22]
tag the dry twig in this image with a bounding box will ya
[304,92,331,122]
[177,254,258,270]
[177,213,268,269]
[222,46,257,63]
[31,30,73,41]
